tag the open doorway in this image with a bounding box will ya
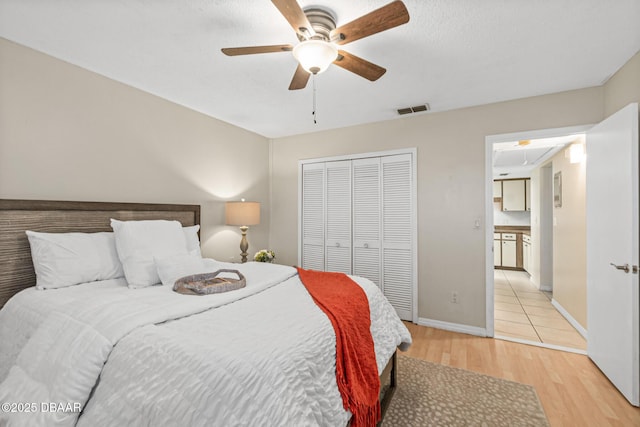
[485,125,591,353]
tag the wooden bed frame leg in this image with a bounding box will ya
[378,351,397,425]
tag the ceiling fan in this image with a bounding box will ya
[221,0,410,90]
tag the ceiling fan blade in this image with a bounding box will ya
[333,50,386,81]
[330,1,409,45]
[271,0,316,39]
[221,44,293,56]
[289,64,310,90]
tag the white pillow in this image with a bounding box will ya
[111,219,189,288]
[26,231,125,290]
[183,225,201,256]
[156,254,217,287]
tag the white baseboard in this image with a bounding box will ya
[418,318,487,337]
[551,299,588,340]
[539,283,552,292]
[494,334,587,355]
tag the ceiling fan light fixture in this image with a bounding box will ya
[293,40,338,75]
[221,1,410,90]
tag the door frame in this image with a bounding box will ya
[484,125,592,337]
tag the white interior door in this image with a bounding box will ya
[586,102,639,406]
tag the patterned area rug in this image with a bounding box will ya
[382,356,550,427]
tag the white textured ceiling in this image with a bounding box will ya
[493,135,582,178]
[1,0,639,138]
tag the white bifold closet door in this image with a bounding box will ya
[381,154,413,320]
[325,161,352,274]
[352,158,382,287]
[301,162,325,270]
[300,152,415,321]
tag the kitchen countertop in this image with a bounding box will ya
[495,225,531,235]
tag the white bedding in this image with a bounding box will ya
[0,261,411,427]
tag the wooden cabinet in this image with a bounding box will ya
[494,178,531,212]
[501,233,517,267]
[495,231,530,271]
[502,180,526,211]
[493,181,502,199]
[522,234,531,272]
[494,233,501,267]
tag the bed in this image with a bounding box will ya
[0,199,411,427]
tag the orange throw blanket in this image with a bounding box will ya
[296,267,380,427]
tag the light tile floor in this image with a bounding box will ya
[494,269,587,350]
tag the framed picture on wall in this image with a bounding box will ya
[554,171,562,208]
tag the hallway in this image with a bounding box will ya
[494,269,586,350]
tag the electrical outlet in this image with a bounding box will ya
[451,291,459,304]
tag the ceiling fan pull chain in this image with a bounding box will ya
[312,74,317,124]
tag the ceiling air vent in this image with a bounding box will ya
[397,104,430,115]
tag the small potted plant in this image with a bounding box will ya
[254,249,276,263]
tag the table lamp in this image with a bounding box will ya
[225,199,260,263]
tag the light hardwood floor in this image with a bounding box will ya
[400,323,640,427]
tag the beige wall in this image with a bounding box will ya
[271,89,604,328]
[529,167,542,288]
[551,139,587,328]
[0,38,271,262]
[545,50,638,330]
[2,35,636,330]
[529,163,554,292]
[604,50,640,118]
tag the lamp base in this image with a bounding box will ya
[239,225,249,263]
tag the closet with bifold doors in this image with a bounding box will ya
[299,150,416,321]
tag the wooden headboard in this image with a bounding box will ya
[0,199,201,308]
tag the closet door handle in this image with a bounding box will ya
[335,242,340,248]
[364,243,369,249]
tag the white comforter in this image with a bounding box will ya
[0,261,411,427]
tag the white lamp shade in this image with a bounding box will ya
[225,201,260,226]
[293,40,338,75]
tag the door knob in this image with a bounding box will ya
[335,242,340,248]
[364,243,369,249]
[610,263,630,273]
